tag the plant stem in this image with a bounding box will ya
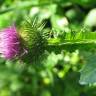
[0,2,56,14]
[48,38,96,46]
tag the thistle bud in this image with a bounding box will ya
[20,18,47,63]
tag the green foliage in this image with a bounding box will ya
[1,0,96,96]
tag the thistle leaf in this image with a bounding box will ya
[48,27,96,46]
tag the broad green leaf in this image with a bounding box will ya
[79,52,96,85]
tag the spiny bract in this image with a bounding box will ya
[20,18,48,63]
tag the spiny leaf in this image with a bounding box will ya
[48,27,96,46]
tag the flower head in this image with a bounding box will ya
[0,25,20,59]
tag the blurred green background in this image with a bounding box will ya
[1,0,96,96]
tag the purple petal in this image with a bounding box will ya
[0,25,20,59]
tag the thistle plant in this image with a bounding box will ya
[0,20,96,62]
[0,17,96,96]
[0,18,48,65]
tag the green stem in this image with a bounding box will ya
[48,38,96,46]
[0,2,56,14]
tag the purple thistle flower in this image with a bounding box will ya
[0,25,21,59]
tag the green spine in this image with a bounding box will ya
[20,18,47,63]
